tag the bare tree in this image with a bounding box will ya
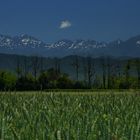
[40,57,45,73]
[54,57,61,74]
[100,57,106,89]
[86,57,95,88]
[72,55,80,81]
[31,56,40,80]
[107,57,111,89]
[23,56,28,77]
[82,57,87,82]
[125,60,131,82]
[16,56,22,79]
[135,58,140,88]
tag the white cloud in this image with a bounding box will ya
[60,20,72,29]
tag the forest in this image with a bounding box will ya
[0,55,140,91]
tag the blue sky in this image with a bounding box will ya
[0,0,140,43]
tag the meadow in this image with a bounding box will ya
[0,91,140,140]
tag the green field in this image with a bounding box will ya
[0,91,140,140]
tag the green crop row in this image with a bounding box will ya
[0,92,140,140]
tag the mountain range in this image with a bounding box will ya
[0,34,140,57]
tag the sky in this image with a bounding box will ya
[0,0,140,43]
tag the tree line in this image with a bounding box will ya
[0,55,140,91]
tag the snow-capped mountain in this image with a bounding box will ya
[0,35,108,50]
[0,34,140,57]
[47,39,108,50]
[0,34,45,48]
[0,35,13,48]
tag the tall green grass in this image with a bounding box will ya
[0,92,140,139]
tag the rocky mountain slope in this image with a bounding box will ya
[0,34,140,57]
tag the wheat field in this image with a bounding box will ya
[0,91,140,140]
